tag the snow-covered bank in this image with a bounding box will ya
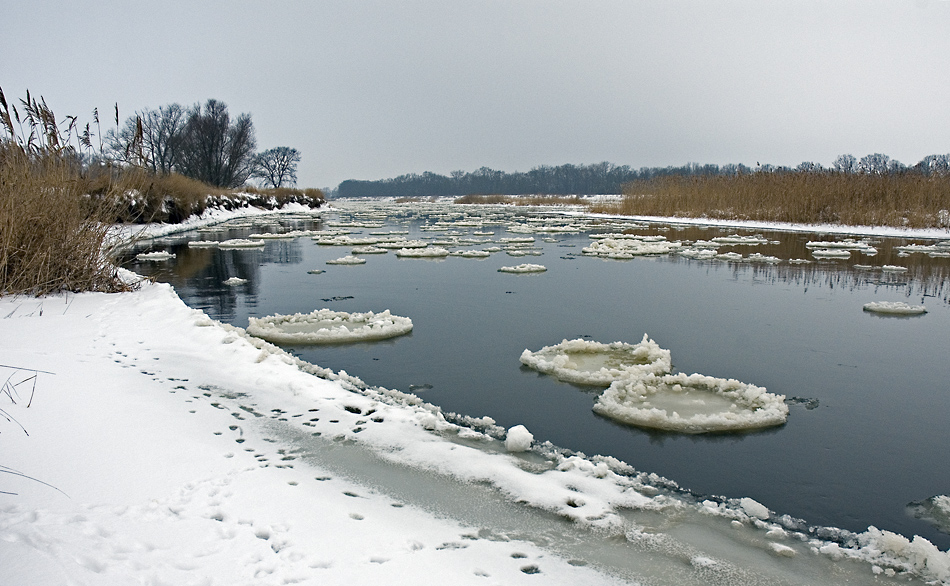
[0,279,620,585]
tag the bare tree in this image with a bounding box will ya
[833,154,858,174]
[107,104,187,172]
[175,99,257,188]
[253,146,300,188]
[859,153,890,175]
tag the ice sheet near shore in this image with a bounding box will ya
[247,308,413,344]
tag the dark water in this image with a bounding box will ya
[126,203,950,549]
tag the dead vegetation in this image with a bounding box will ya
[592,173,950,229]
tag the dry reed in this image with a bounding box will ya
[593,173,950,229]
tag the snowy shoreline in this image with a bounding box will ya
[3,202,950,585]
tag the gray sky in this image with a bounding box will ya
[5,0,950,189]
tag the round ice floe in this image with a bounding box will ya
[505,425,534,452]
[592,372,788,433]
[247,309,412,344]
[135,251,175,261]
[863,301,927,315]
[326,255,367,265]
[223,277,247,286]
[350,245,388,254]
[498,263,546,273]
[520,335,672,386]
[881,265,908,272]
[450,250,491,258]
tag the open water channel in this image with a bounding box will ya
[125,199,950,553]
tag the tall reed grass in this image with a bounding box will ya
[0,88,325,296]
[593,173,950,229]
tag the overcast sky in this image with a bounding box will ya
[5,1,950,189]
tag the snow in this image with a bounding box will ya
[519,335,672,386]
[504,425,534,452]
[246,309,413,344]
[863,301,928,315]
[498,263,547,273]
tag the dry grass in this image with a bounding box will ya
[0,144,137,295]
[454,194,588,206]
[593,173,950,229]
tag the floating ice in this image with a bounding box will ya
[863,301,927,315]
[593,372,788,433]
[217,238,266,248]
[881,265,908,272]
[395,247,450,258]
[505,425,534,452]
[583,238,681,257]
[811,249,851,259]
[187,240,220,248]
[710,234,768,245]
[908,495,950,534]
[520,335,672,386]
[135,251,175,261]
[450,250,492,258]
[223,277,247,286]
[498,263,547,273]
[247,308,412,344]
[326,255,367,265]
[350,245,388,254]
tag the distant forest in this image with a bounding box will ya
[335,154,950,198]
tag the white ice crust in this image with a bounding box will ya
[863,301,927,315]
[247,308,413,344]
[223,277,247,286]
[326,255,367,265]
[217,238,266,248]
[520,335,672,386]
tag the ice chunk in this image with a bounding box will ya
[498,263,546,273]
[881,264,908,272]
[907,495,950,534]
[218,238,266,248]
[135,251,175,261]
[739,497,770,520]
[247,309,412,344]
[395,247,450,258]
[223,277,247,286]
[593,372,788,433]
[863,301,927,315]
[811,249,851,258]
[520,335,672,386]
[505,425,534,452]
[326,255,367,265]
[449,250,492,258]
[350,245,388,254]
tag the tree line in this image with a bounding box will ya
[108,100,301,188]
[335,153,950,198]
